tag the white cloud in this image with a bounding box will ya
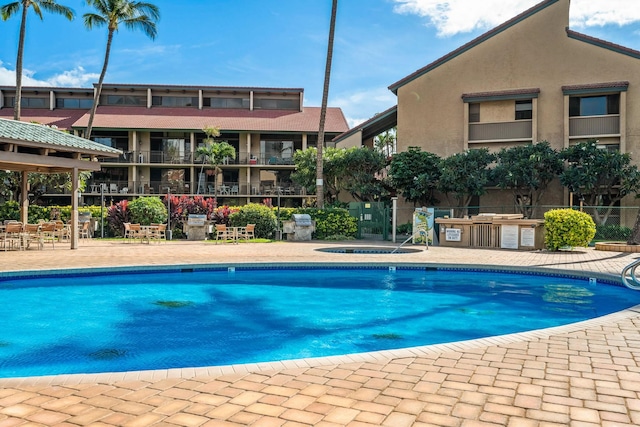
[0,62,98,87]
[392,0,640,37]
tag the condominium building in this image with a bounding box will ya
[337,0,640,216]
[0,84,348,206]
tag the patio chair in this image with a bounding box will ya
[123,222,132,241]
[215,224,233,244]
[110,183,118,193]
[149,223,167,242]
[2,222,23,251]
[53,220,68,241]
[230,185,239,195]
[79,221,92,239]
[40,222,57,248]
[238,224,256,241]
[24,223,43,250]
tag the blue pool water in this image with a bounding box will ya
[1,266,639,378]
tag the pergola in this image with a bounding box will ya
[0,118,121,249]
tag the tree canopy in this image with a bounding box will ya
[438,148,496,213]
[492,141,563,218]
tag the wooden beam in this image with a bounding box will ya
[0,151,101,171]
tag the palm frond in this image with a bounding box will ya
[0,2,21,20]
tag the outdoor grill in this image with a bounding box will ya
[283,214,315,241]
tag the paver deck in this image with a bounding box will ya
[1,239,640,426]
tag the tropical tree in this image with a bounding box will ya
[83,0,160,139]
[1,0,74,120]
[374,127,396,158]
[560,140,640,226]
[292,146,387,204]
[438,148,496,216]
[316,0,338,208]
[388,147,441,206]
[493,141,563,218]
[196,125,236,196]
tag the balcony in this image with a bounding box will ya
[78,181,307,197]
[469,120,532,142]
[569,115,620,138]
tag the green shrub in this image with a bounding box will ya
[544,209,596,251]
[396,222,413,235]
[229,203,277,239]
[594,224,632,241]
[128,197,168,225]
[0,201,19,222]
[297,207,358,240]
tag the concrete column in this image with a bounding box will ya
[20,171,28,224]
[71,167,79,250]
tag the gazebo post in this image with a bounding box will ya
[71,167,79,250]
[20,170,28,224]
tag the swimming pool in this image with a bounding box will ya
[1,264,638,378]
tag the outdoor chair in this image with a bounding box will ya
[238,224,256,241]
[149,223,167,242]
[2,222,23,251]
[79,221,92,239]
[24,223,43,250]
[40,222,57,248]
[215,224,233,243]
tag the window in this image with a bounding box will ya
[91,131,129,151]
[254,98,299,110]
[151,96,197,107]
[209,97,249,109]
[4,97,48,108]
[469,103,480,123]
[104,95,146,106]
[56,98,93,109]
[569,94,619,117]
[515,100,532,120]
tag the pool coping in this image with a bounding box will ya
[0,261,635,386]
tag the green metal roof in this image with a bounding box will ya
[0,118,120,156]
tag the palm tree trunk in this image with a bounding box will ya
[86,29,114,139]
[316,0,337,209]
[13,5,28,121]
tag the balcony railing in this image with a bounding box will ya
[102,151,295,166]
[569,115,620,137]
[469,120,532,142]
[73,181,307,197]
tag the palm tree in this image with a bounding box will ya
[1,0,74,121]
[316,0,337,209]
[83,0,159,139]
[196,126,236,196]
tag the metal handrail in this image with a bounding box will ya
[621,258,640,290]
[392,228,428,253]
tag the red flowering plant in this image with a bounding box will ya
[164,195,217,233]
[106,199,130,237]
[211,205,239,226]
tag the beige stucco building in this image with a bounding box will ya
[338,0,640,221]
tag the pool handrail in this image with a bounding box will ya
[621,258,640,290]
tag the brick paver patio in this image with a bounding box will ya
[1,240,639,426]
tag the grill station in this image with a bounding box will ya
[282,214,315,241]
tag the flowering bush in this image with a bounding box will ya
[544,208,596,251]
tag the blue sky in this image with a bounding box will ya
[1,0,640,127]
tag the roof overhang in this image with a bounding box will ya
[0,118,120,173]
[462,88,540,103]
[333,105,397,145]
